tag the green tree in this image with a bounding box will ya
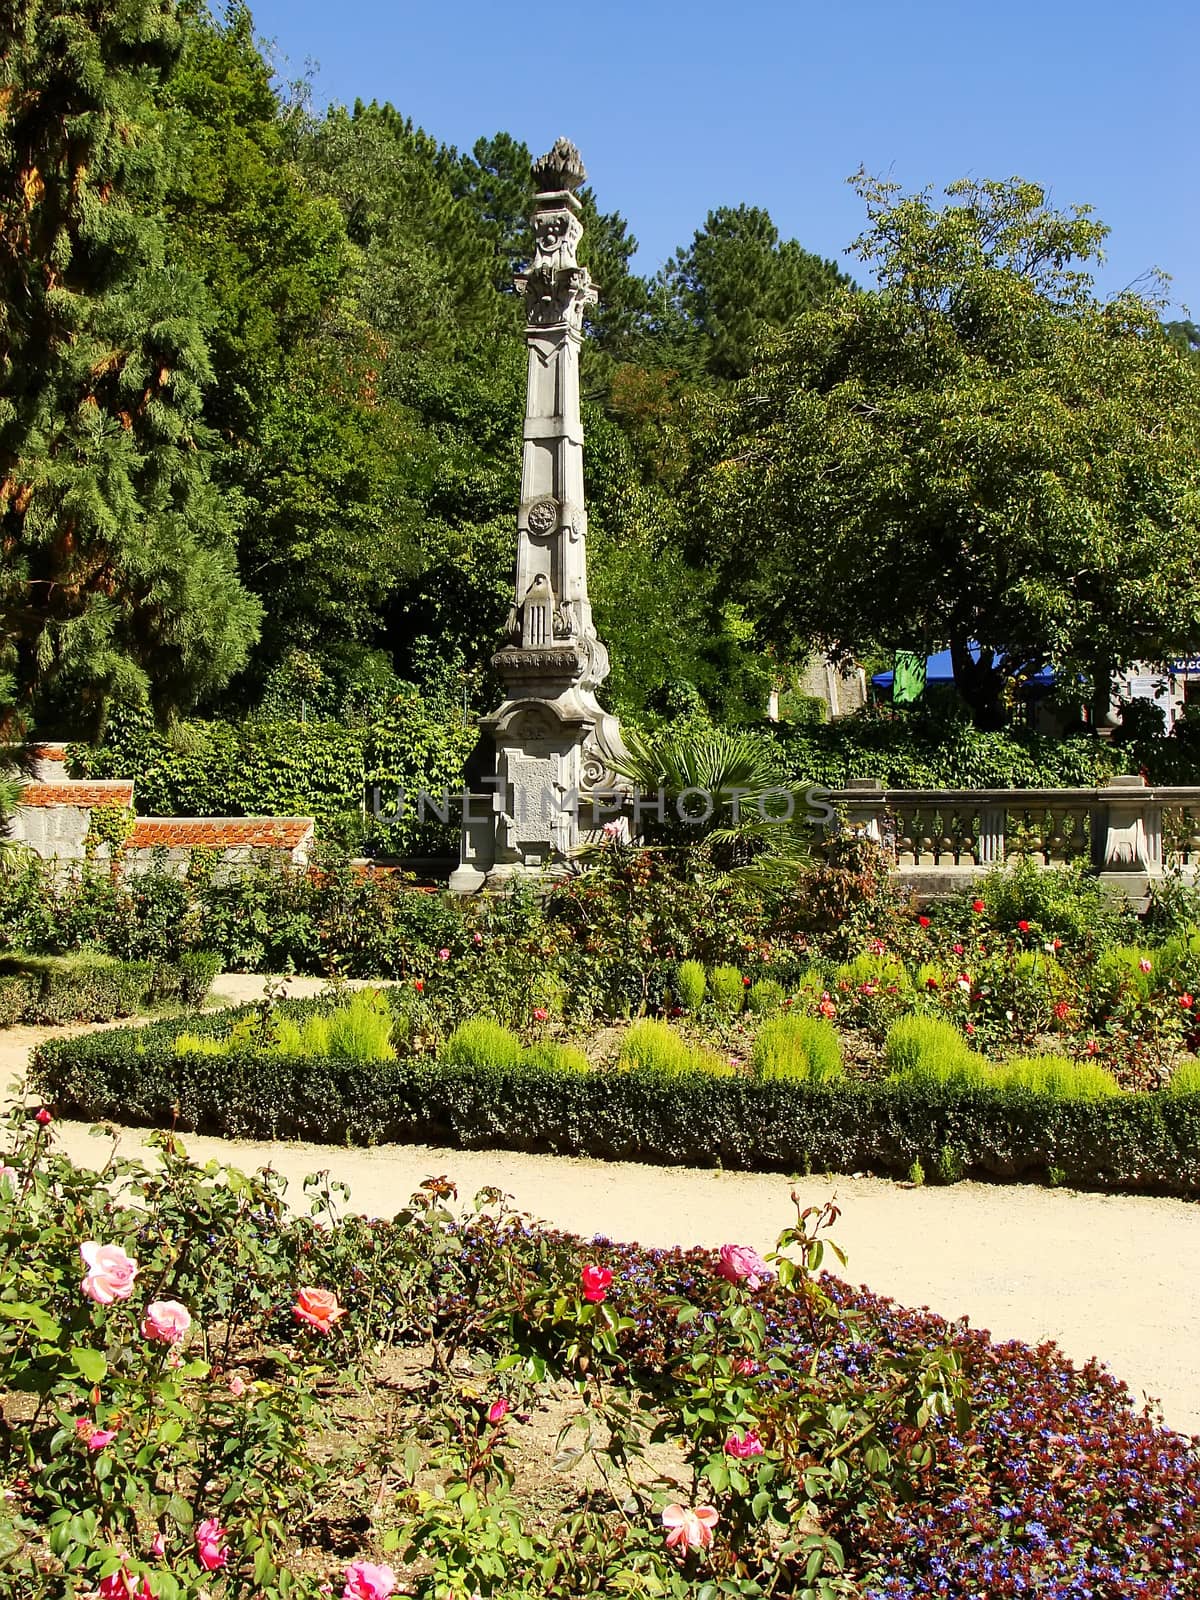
[0,0,261,734]
[697,175,1200,727]
[655,204,852,381]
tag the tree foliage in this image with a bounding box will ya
[695,176,1200,726]
[0,0,261,733]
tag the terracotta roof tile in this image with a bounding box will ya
[19,781,134,808]
[127,817,315,850]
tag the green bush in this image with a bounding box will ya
[31,1012,1200,1195]
[616,1019,725,1075]
[523,1041,590,1074]
[441,1017,524,1071]
[1166,1058,1200,1096]
[0,973,38,1026]
[966,857,1133,954]
[752,1015,843,1084]
[995,1054,1121,1101]
[1093,947,1157,1008]
[746,977,786,1015]
[0,952,210,1025]
[709,965,746,1016]
[674,959,707,1012]
[325,989,397,1061]
[834,952,910,992]
[884,1015,989,1089]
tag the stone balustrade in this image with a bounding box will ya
[825,775,1200,899]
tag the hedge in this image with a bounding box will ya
[0,952,218,1026]
[30,1011,1200,1196]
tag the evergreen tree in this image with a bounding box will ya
[655,204,853,380]
[0,0,261,733]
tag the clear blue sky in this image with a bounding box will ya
[248,0,1197,315]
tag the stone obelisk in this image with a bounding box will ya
[450,138,624,892]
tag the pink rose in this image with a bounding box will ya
[725,1429,764,1458]
[486,1397,510,1424]
[532,1006,549,1022]
[99,1570,153,1600]
[472,931,483,946]
[80,1242,139,1304]
[228,1374,247,1398]
[1139,958,1153,974]
[75,1418,117,1450]
[293,1286,345,1333]
[342,1560,398,1600]
[0,1164,18,1196]
[716,1244,774,1291]
[195,1517,229,1572]
[438,947,450,961]
[141,1300,191,1345]
[662,1502,719,1553]
[149,1533,165,1558]
[580,1264,613,1303]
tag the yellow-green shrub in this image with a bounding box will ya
[617,1019,727,1075]
[746,978,786,1015]
[442,1017,523,1070]
[674,959,707,1012]
[752,1015,843,1084]
[884,1015,989,1089]
[996,1054,1120,1101]
[709,965,746,1016]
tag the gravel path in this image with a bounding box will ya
[5,974,1199,1438]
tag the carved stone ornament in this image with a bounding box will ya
[526,497,559,536]
[531,137,586,194]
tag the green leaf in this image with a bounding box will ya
[70,1346,107,1383]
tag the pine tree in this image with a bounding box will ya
[656,204,853,380]
[0,0,261,734]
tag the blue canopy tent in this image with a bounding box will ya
[872,648,1057,694]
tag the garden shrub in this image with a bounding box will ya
[964,856,1134,955]
[884,1015,989,1089]
[441,1018,524,1072]
[0,951,215,1025]
[324,989,397,1062]
[708,964,745,1016]
[30,1016,1200,1195]
[834,951,910,992]
[616,1019,726,1075]
[752,1015,843,1083]
[673,958,706,1011]
[746,977,785,1014]
[1093,946,1157,1009]
[996,1054,1121,1102]
[1166,1057,1200,1096]
[523,1041,590,1074]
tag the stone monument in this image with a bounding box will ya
[449,138,624,893]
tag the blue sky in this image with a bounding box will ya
[248,0,1197,316]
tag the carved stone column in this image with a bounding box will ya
[450,139,625,893]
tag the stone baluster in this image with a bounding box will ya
[840,778,889,852]
[977,803,1006,865]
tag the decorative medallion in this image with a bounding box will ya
[526,497,560,536]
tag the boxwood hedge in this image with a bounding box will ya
[29,1009,1200,1196]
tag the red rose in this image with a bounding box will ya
[580,1264,613,1303]
[918,915,930,928]
[34,1108,52,1126]
[971,899,985,914]
[1017,921,1030,933]
[413,979,425,992]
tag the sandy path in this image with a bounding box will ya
[5,975,1199,1438]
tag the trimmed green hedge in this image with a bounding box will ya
[0,952,218,1026]
[30,1012,1200,1196]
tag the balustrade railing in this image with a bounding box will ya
[825,776,1200,881]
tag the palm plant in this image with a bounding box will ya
[606,725,816,869]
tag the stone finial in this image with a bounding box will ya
[532,137,586,195]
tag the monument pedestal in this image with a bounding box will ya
[451,137,624,894]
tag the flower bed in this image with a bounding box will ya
[29,1007,1200,1195]
[0,1110,1196,1600]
